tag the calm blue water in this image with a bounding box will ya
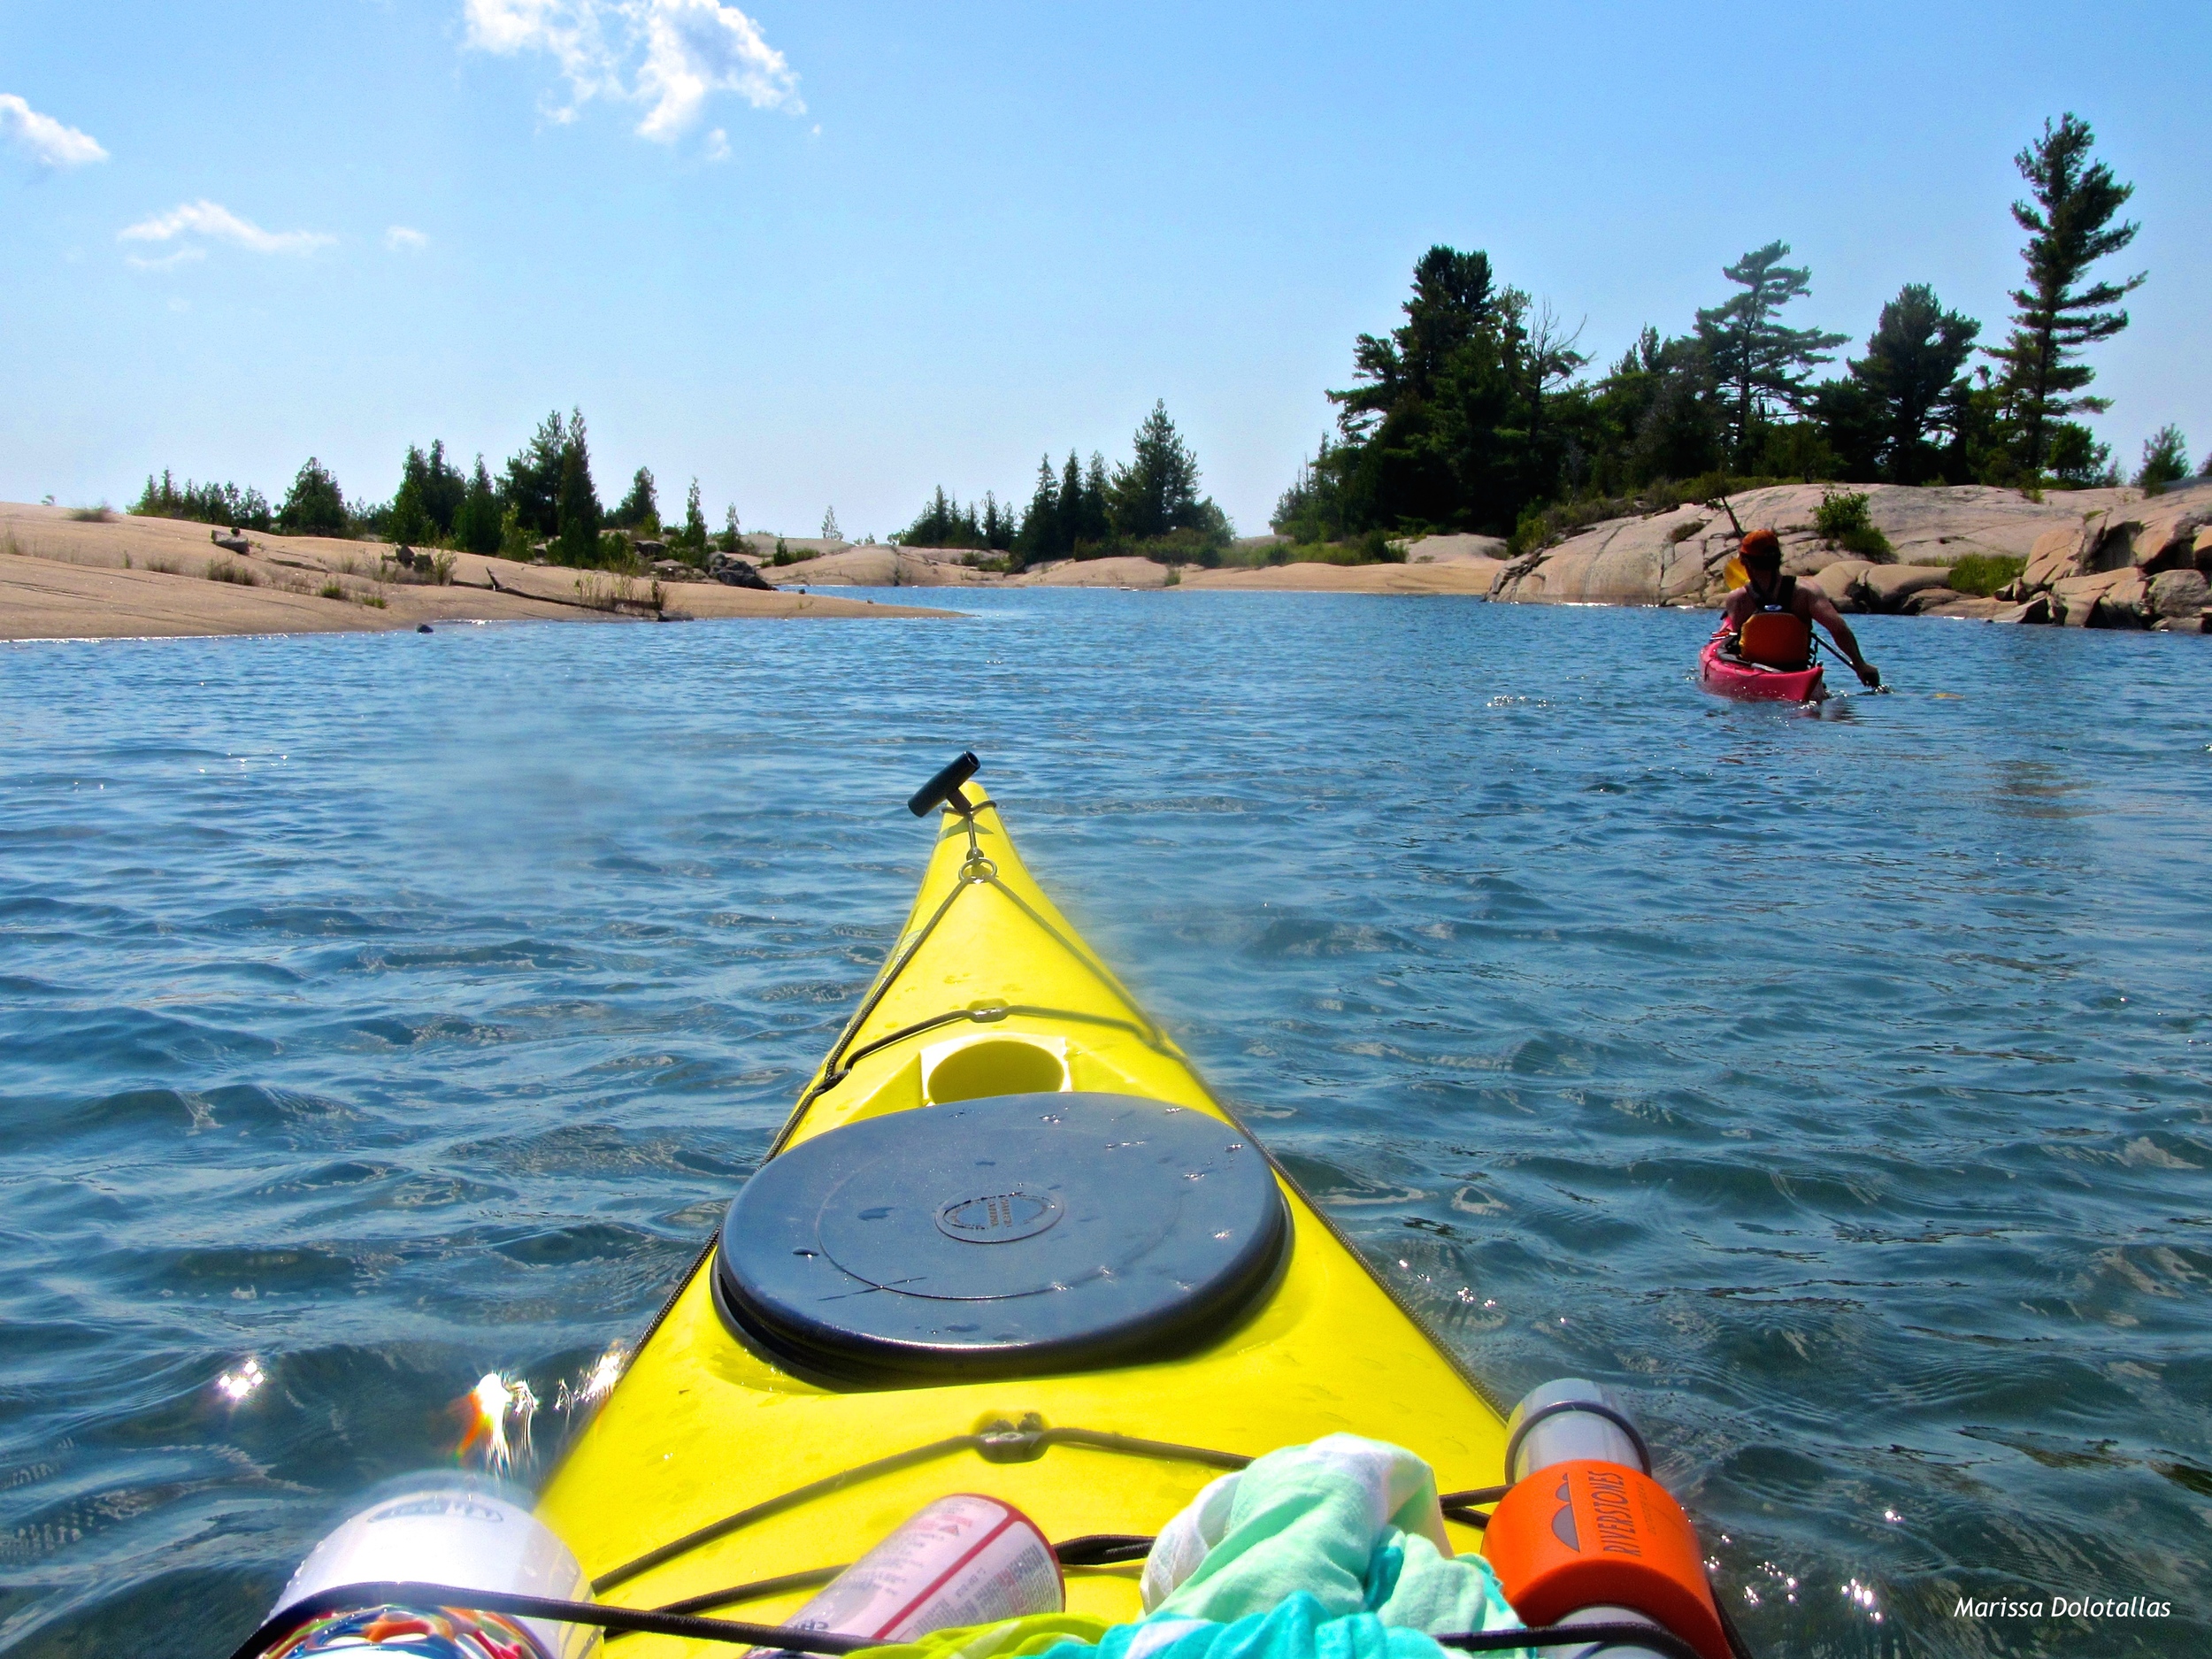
[4,594,2209,1658]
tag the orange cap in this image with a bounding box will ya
[1740,527,1781,561]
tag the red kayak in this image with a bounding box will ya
[1699,628,1826,702]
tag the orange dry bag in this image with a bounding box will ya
[1479,1381,1731,1659]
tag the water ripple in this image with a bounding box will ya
[4,598,2210,1656]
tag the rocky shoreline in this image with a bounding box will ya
[13,482,2208,639]
[715,482,2212,633]
[0,504,955,641]
[1487,480,2212,632]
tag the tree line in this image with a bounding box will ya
[897,400,1234,567]
[132,410,745,572]
[1274,113,2196,550]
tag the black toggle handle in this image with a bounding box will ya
[908,750,981,818]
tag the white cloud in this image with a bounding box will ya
[0,93,108,167]
[463,0,800,142]
[127,246,208,272]
[634,0,798,136]
[119,199,335,258]
[386,225,430,251]
[704,127,729,161]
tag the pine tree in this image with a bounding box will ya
[1080,453,1112,545]
[388,444,434,546]
[1829,284,1982,484]
[1017,456,1060,563]
[821,505,841,541]
[1694,242,1847,464]
[277,457,349,537]
[680,479,708,552]
[1985,113,2145,473]
[454,457,503,556]
[1331,246,1497,433]
[505,410,568,538]
[612,466,660,533]
[718,503,742,555]
[555,410,603,565]
[2135,425,2189,492]
[1111,402,1203,541]
[903,486,962,547]
[423,440,465,535]
[1056,450,1084,553]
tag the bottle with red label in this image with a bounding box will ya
[757,1493,1064,1655]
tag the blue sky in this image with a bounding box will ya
[4,1,2206,538]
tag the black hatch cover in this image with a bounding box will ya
[713,1091,1288,1382]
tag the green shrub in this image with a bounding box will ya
[1816,488,1893,560]
[205,556,258,587]
[1814,488,1870,538]
[1946,554,2025,596]
[1359,528,1405,565]
[319,580,346,600]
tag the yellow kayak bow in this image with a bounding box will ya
[538,774,1509,1647]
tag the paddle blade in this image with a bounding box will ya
[1724,556,1747,590]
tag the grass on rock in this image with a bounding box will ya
[1947,554,2027,596]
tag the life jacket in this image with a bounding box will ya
[1735,573,1810,667]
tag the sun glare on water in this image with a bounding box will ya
[214,1356,265,1404]
[458,1372,539,1473]
[556,1344,628,1417]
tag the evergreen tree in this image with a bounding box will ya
[820,505,841,541]
[1313,244,1593,534]
[2045,423,2116,488]
[133,470,273,530]
[423,440,465,535]
[1111,402,1204,540]
[1820,284,1981,483]
[1985,113,2145,473]
[902,485,975,548]
[1595,328,1724,490]
[277,457,349,537]
[718,503,742,555]
[2134,425,2189,491]
[388,444,434,546]
[555,410,602,565]
[1333,246,1497,429]
[453,456,503,556]
[1079,453,1111,545]
[504,411,568,538]
[612,466,660,533]
[1694,242,1847,464]
[1017,457,1060,563]
[681,478,708,552]
[1056,450,1084,552]
[1271,435,1349,541]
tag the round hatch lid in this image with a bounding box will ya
[714,1091,1287,1383]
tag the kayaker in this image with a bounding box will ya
[1723,528,1880,687]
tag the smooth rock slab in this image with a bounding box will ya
[1494,482,2139,609]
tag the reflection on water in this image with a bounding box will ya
[3,596,2209,1657]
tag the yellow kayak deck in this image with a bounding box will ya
[538,787,1507,1649]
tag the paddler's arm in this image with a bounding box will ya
[1806,592,1880,687]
